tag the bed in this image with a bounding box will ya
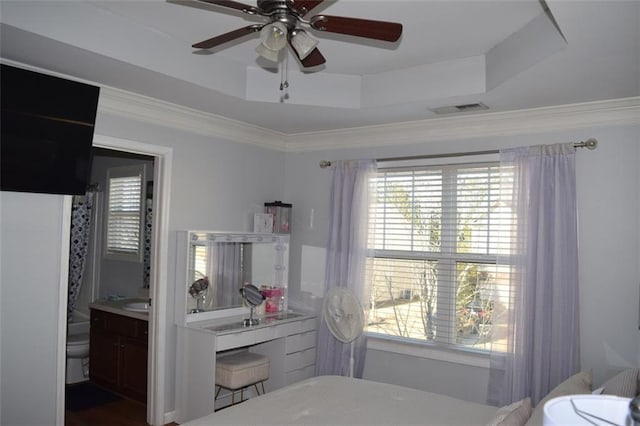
[181,375,499,425]
[180,368,638,425]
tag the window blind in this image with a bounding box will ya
[106,174,143,256]
[366,162,513,352]
[192,245,209,280]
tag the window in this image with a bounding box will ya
[104,165,146,261]
[366,161,512,353]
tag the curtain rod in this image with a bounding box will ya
[318,138,598,169]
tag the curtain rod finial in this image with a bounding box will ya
[584,138,598,150]
[319,160,332,169]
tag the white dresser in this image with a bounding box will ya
[175,312,317,424]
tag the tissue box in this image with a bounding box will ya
[253,213,273,233]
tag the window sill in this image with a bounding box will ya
[365,333,490,368]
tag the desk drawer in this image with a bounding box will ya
[285,365,315,385]
[284,347,316,372]
[275,321,300,337]
[216,330,254,351]
[254,326,278,344]
[299,318,316,334]
[285,331,316,354]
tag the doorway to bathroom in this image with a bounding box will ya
[67,147,156,316]
[65,147,154,399]
[60,135,172,426]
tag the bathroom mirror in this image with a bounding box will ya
[184,232,288,316]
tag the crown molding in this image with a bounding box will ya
[99,85,638,153]
[98,87,287,151]
[283,97,640,152]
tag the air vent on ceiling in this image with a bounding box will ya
[430,102,489,115]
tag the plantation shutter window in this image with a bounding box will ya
[105,165,146,261]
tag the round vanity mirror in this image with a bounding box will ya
[240,284,265,326]
[189,277,209,313]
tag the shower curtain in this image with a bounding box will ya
[143,197,153,288]
[67,192,95,321]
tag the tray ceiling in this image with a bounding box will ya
[1,0,638,134]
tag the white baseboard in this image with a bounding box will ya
[163,410,175,425]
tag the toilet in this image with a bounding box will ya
[67,332,90,358]
[66,325,90,384]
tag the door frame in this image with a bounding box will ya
[57,134,172,425]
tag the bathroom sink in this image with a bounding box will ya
[123,301,151,312]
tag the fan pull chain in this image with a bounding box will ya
[280,54,289,102]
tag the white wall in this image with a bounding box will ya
[284,125,640,403]
[1,192,68,425]
[575,129,640,385]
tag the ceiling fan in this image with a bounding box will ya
[184,0,403,68]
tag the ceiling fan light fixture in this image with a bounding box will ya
[255,43,281,62]
[290,29,318,60]
[259,22,288,51]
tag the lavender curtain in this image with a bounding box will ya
[67,192,95,321]
[316,159,376,378]
[488,143,580,406]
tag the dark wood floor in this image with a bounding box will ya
[65,398,178,426]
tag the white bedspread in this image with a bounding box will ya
[181,375,497,425]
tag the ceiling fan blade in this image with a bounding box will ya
[195,0,260,15]
[192,24,262,49]
[310,15,403,42]
[291,0,324,17]
[300,47,326,67]
[288,32,326,67]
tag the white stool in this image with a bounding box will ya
[215,352,269,407]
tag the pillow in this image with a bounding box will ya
[486,397,532,426]
[525,370,592,426]
[602,368,639,397]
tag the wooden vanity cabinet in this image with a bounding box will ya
[89,309,148,403]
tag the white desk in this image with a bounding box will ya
[175,312,317,424]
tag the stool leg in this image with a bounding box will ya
[240,387,244,402]
[254,383,260,395]
[261,381,266,394]
[215,386,222,400]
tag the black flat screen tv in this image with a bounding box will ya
[1,64,100,195]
